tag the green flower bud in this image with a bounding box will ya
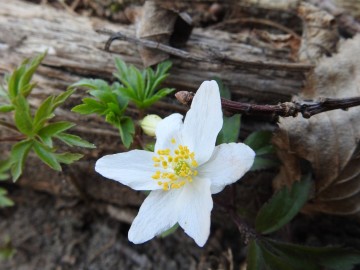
[140,114,162,137]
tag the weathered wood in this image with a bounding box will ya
[0,0,306,206]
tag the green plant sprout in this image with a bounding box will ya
[71,58,174,148]
[0,52,95,183]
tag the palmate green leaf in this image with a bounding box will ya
[255,174,312,234]
[7,61,27,99]
[52,88,75,108]
[13,95,33,136]
[118,116,135,148]
[38,121,75,147]
[55,133,95,148]
[72,98,107,114]
[0,188,14,207]
[10,139,33,181]
[141,88,175,109]
[216,114,241,144]
[32,95,55,131]
[33,141,62,171]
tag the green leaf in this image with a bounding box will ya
[32,96,55,131]
[38,121,75,147]
[33,141,62,171]
[118,117,135,148]
[214,77,231,99]
[255,174,312,234]
[53,88,75,108]
[247,240,265,270]
[55,152,83,164]
[244,131,273,151]
[0,105,14,113]
[268,239,360,270]
[10,140,33,181]
[18,52,46,94]
[251,157,279,171]
[0,159,11,181]
[159,223,179,238]
[71,98,107,114]
[13,95,33,135]
[216,114,241,144]
[55,133,95,148]
[259,243,296,270]
[0,188,14,207]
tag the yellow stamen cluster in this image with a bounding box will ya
[151,139,198,190]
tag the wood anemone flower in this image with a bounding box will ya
[95,80,255,246]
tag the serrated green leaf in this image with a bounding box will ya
[33,141,62,171]
[55,133,95,148]
[71,98,107,114]
[10,140,33,181]
[53,88,75,108]
[32,96,55,131]
[255,174,312,234]
[0,105,14,113]
[118,117,135,148]
[38,121,75,147]
[70,78,108,90]
[55,152,83,164]
[13,95,33,135]
[18,52,46,94]
[216,114,241,144]
[0,188,14,207]
[247,240,265,270]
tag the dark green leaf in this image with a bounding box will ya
[0,159,11,181]
[251,157,279,171]
[55,153,83,164]
[255,174,312,234]
[213,77,231,99]
[55,133,96,148]
[268,239,360,270]
[118,117,135,148]
[260,243,296,270]
[244,131,273,151]
[216,114,241,144]
[10,140,33,181]
[247,240,265,270]
[13,95,33,135]
[33,141,62,171]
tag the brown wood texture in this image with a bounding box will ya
[0,0,307,207]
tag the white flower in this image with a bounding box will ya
[95,80,255,247]
[140,114,162,136]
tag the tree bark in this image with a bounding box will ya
[0,0,306,208]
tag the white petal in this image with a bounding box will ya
[95,150,161,191]
[128,190,179,244]
[177,177,213,247]
[199,143,255,194]
[182,80,223,165]
[155,113,183,151]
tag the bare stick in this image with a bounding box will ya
[175,91,360,119]
[98,29,313,72]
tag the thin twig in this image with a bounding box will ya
[0,120,19,132]
[175,91,360,119]
[97,29,313,72]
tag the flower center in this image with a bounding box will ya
[151,139,198,190]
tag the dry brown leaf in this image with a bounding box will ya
[297,2,339,62]
[273,34,360,216]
